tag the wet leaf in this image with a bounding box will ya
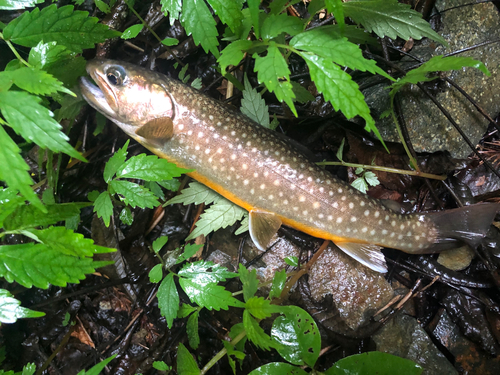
[269,269,287,299]
[119,207,133,225]
[153,236,169,253]
[271,306,320,367]
[243,310,277,351]
[0,289,45,324]
[110,180,159,209]
[261,13,303,40]
[165,181,221,206]
[284,256,298,267]
[249,362,308,375]
[325,352,422,375]
[177,303,196,318]
[76,355,116,375]
[104,140,129,183]
[160,0,182,25]
[158,178,181,192]
[177,343,200,375]
[115,153,189,181]
[181,0,219,57]
[218,39,253,73]
[0,188,25,228]
[241,74,270,128]
[246,296,282,320]
[0,67,74,96]
[149,264,163,283]
[179,278,244,310]
[206,0,243,33]
[158,273,179,328]
[175,243,203,264]
[238,264,259,301]
[179,260,237,285]
[326,0,345,34]
[187,310,200,349]
[161,37,179,46]
[0,0,43,10]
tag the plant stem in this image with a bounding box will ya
[199,330,247,375]
[0,32,30,67]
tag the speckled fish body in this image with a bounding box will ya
[80,59,498,272]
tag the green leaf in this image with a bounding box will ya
[3,202,89,231]
[93,191,113,227]
[0,188,25,228]
[336,138,345,162]
[153,236,169,253]
[175,243,203,264]
[179,260,237,285]
[0,126,43,211]
[246,296,282,320]
[179,278,244,310]
[161,0,182,25]
[28,41,72,69]
[153,361,172,371]
[115,153,190,181]
[158,178,181,192]
[206,0,243,33]
[121,24,143,39]
[0,67,74,96]
[0,0,43,10]
[0,289,45,324]
[364,171,379,187]
[269,269,287,299]
[326,0,345,34]
[249,362,308,375]
[177,303,197,318]
[240,74,270,128]
[149,264,163,283]
[55,96,84,122]
[253,42,297,116]
[271,306,320,367]
[290,27,393,80]
[298,52,380,141]
[103,140,129,183]
[234,214,249,235]
[186,310,200,349]
[110,180,159,209]
[158,273,179,328]
[261,13,303,40]
[181,0,219,57]
[94,0,110,14]
[3,4,121,53]
[186,198,246,241]
[119,207,133,225]
[24,226,115,257]
[223,340,246,374]
[76,355,117,375]
[290,81,315,104]
[243,310,276,351]
[343,0,447,45]
[21,362,36,375]
[284,256,298,267]
[0,91,84,161]
[177,343,200,375]
[351,177,368,194]
[218,39,253,73]
[238,264,259,302]
[326,352,422,375]
[161,37,179,46]
[165,182,221,206]
[0,243,112,288]
[247,0,261,39]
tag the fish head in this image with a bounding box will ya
[79,59,175,139]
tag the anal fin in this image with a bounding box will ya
[249,210,282,251]
[334,242,387,273]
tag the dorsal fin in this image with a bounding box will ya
[249,210,282,251]
[135,116,174,146]
[334,242,387,273]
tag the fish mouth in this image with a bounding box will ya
[79,62,117,118]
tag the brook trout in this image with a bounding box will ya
[80,59,498,272]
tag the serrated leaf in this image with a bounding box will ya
[179,278,244,310]
[343,0,446,45]
[223,340,245,374]
[326,352,423,375]
[240,74,270,128]
[4,202,89,231]
[45,53,87,89]
[187,310,200,349]
[207,0,243,33]
[28,41,72,69]
[290,81,315,104]
[178,303,196,318]
[247,0,261,39]
[238,264,259,302]
[249,362,308,375]
[243,310,276,351]
[121,24,143,40]
[0,91,84,161]
[110,180,159,209]
[351,177,368,193]
[165,182,219,206]
[24,226,114,257]
[158,273,179,328]
[290,27,393,80]
[218,39,253,73]
[0,188,25,228]
[271,306,320,367]
[0,289,45,324]
[161,0,182,25]
[234,214,249,235]
[186,198,246,241]
[298,52,382,142]
[0,126,43,211]
[176,243,203,264]
[119,207,133,225]
[326,0,345,34]
[93,191,113,227]
[3,4,121,53]
[269,269,287,299]
[149,264,163,283]
[254,42,297,116]
[261,13,303,40]
[0,0,43,10]
[178,260,237,285]
[177,343,200,375]
[246,296,282,320]
[0,243,112,288]
[55,95,84,122]
[115,153,189,181]
[158,178,181,192]
[181,0,219,57]
[104,140,129,183]
[0,67,74,96]
[364,171,379,187]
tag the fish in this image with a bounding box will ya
[79,59,499,273]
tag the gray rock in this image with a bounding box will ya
[364,0,500,158]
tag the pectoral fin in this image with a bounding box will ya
[249,210,282,251]
[135,116,174,146]
[334,242,387,273]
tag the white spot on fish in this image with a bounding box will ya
[382,230,388,235]
[364,210,370,216]
[188,130,193,135]
[350,217,357,222]
[260,184,265,189]
[269,195,274,199]
[313,202,320,209]
[244,180,249,185]
[341,196,347,201]
[349,202,354,209]
[400,224,405,230]
[303,210,308,215]
[333,202,339,209]
[391,221,396,227]
[198,132,204,138]
[338,188,343,193]
[336,217,343,223]
[243,164,248,170]
[293,207,299,211]
[362,227,368,233]
[374,211,380,218]
[299,196,306,202]
[319,214,324,219]
[205,149,210,154]
[319,187,324,193]
[250,189,254,194]
[328,215,333,221]
[370,230,376,235]
[178,124,184,130]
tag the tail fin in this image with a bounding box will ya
[425,203,499,251]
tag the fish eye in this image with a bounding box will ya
[106,66,126,86]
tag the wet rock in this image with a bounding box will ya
[364,0,500,158]
[373,313,458,375]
